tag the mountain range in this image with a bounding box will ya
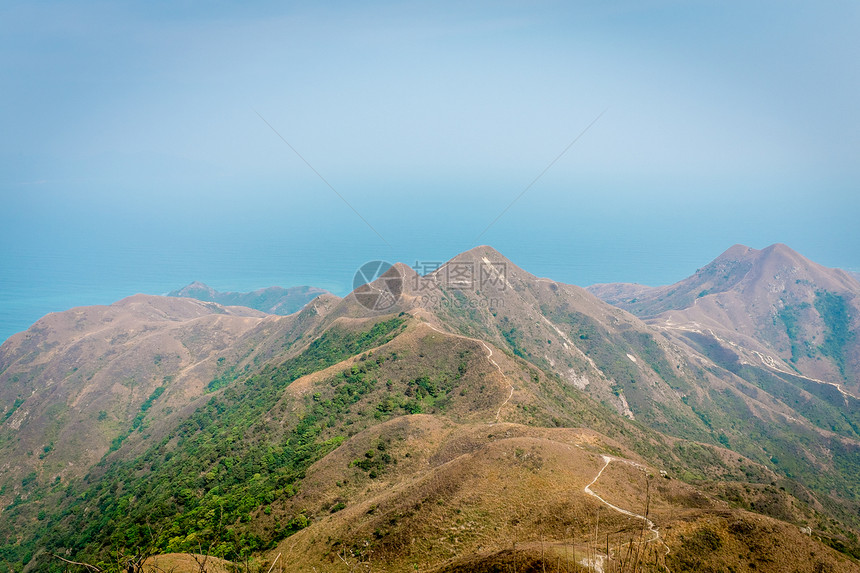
[1,244,858,572]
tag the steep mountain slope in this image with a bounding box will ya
[268,246,860,567]
[0,293,338,505]
[22,309,849,572]
[2,245,860,572]
[332,247,698,426]
[168,282,330,315]
[584,243,860,541]
[358,249,860,507]
[588,243,860,391]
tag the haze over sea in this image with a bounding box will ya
[2,2,858,343]
[2,175,857,343]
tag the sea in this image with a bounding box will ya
[2,180,858,344]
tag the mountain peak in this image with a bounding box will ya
[454,245,512,263]
[389,261,420,278]
[766,242,792,252]
[169,281,218,298]
[706,242,819,283]
[715,244,756,261]
[589,241,860,389]
[761,242,805,261]
[713,243,808,266]
[441,245,528,282]
[591,242,859,319]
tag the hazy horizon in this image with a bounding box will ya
[2,1,859,342]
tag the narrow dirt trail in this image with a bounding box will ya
[656,321,859,400]
[584,456,660,539]
[421,320,670,567]
[423,322,513,423]
[582,455,671,570]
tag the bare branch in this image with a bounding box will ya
[51,554,104,573]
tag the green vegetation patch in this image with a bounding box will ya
[777,301,811,364]
[814,290,854,379]
[2,397,25,422]
[0,316,405,571]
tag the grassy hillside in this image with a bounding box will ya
[1,316,406,571]
[4,245,860,572]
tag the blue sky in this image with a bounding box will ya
[1,1,859,337]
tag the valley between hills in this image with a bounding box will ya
[1,244,859,572]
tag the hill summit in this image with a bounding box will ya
[589,243,860,390]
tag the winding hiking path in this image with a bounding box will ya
[582,454,671,570]
[421,321,670,569]
[584,456,660,541]
[424,322,513,423]
[657,321,859,401]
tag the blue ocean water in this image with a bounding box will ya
[0,240,673,344]
[2,179,858,344]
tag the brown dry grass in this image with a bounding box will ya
[253,410,860,573]
[266,419,660,572]
[143,552,235,573]
[663,511,860,573]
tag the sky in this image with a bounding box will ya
[1,1,859,339]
